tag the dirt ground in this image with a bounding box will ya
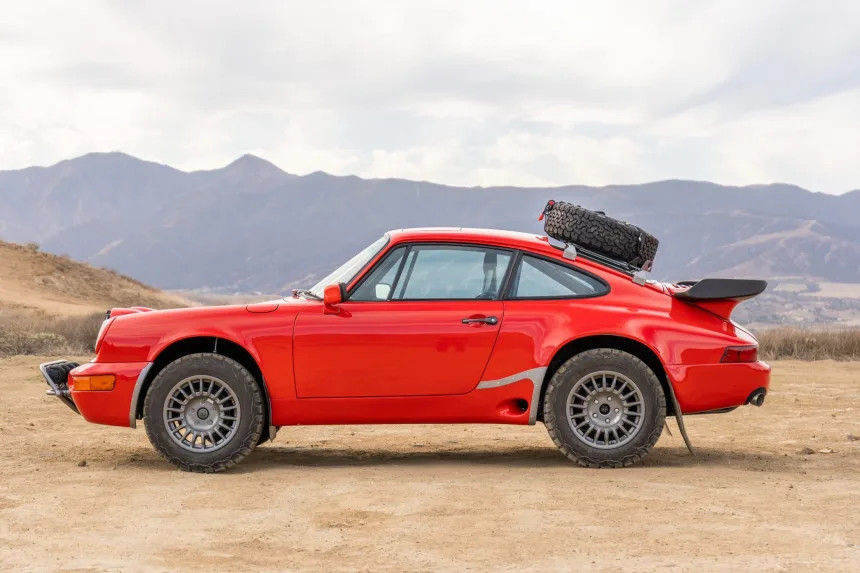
[0,356,858,572]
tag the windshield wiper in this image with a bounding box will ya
[294,289,322,300]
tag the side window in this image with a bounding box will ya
[395,245,512,300]
[349,247,406,301]
[509,255,607,298]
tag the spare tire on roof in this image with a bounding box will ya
[541,200,659,270]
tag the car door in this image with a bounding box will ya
[293,243,513,398]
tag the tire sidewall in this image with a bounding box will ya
[545,350,665,465]
[143,353,263,470]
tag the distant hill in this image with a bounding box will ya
[1,152,859,295]
[0,239,187,316]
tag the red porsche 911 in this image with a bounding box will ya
[41,204,770,472]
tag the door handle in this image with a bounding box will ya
[461,316,499,325]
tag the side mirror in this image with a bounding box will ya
[323,283,346,307]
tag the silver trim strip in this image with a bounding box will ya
[128,362,154,429]
[476,367,548,425]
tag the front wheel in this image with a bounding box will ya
[143,353,264,473]
[543,349,666,468]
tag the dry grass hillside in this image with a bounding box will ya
[0,240,188,356]
[0,240,187,315]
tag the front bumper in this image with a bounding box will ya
[39,359,152,427]
[667,360,771,414]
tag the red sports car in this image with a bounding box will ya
[41,226,770,472]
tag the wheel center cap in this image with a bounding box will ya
[197,407,210,420]
[599,404,611,415]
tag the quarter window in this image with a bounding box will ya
[349,247,406,301]
[509,255,606,298]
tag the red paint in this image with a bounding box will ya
[66,227,769,428]
[294,301,504,397]
[68,361,151,427]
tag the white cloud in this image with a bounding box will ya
[1,0,859,193]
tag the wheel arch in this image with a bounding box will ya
[132,336,273,440]
[538,334,676,420]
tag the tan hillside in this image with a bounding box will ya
[0,240,188,316]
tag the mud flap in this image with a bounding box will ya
[665,381,694,455]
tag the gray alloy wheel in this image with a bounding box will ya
[543,348,666,468]
[143,353,264,473]
[163,375,241,452]
[565,371,645,449]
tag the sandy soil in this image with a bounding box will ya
[1,356,858,572]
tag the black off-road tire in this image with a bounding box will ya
[543,349,666,468]
[143,353,264,473]
[632,231,659,268]
[543,201,658,269]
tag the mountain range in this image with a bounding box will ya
[1,152,859,295]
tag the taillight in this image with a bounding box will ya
[721,346,758,363]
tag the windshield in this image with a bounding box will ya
[309,234,389,297]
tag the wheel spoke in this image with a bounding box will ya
[162,375,241,453]
[565,370,646,451]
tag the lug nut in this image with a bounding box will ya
[592,413,597,418]
[614,408,619,412]
[605,418,610,423]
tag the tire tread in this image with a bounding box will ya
[544,202,658,270]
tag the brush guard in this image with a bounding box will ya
[39,360,81,414]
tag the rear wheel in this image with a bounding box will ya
[543,349,665,468]
[143,353,264,473]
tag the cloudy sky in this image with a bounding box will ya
[2,1,859,193]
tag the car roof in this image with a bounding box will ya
[387,227,636,281]
[388,227,553,251]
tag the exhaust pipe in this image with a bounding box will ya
[746,388,767,407]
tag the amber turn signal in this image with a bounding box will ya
[72,375,116,391]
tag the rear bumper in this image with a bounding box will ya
[39,359,152,428]
[667,360,771,414]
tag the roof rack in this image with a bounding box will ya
[548,239,642,276]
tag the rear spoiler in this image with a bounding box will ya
[673,279,767,320]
